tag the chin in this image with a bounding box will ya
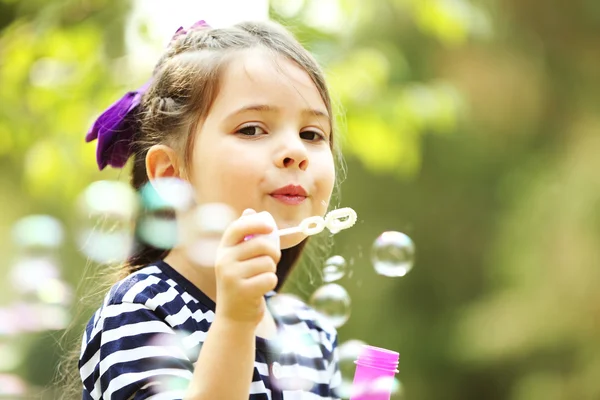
[280,232,307,249]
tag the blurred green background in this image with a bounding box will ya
[1,0,600,398]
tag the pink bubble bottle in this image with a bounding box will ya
[349,345,400,400]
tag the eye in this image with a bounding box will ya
[300,130,325,142]
[236,125,267,136]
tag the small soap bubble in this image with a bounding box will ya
[352,377,403,398]
[183,203,237,267]
[270,327,317,356]
[0,307,21,336]
[148,375,189,396]
[77,181,138,264]
[11,215,64,253]
[137,213,179,249]
[140,178,195,212]
[16,303,70,331]
[36,278,73,306]
[372,231,415,277]
[268,328,317,392]
[390,378,404,398]
[192,203,237,234]
[270,366,315,392]
[0,373,28,396]
[147,330,200,363]
[309,284,351,328]
[338,339,366,362]
[146,330,200,396]
[79,180,138,219]
[10,303,41,333]
[9,256,60,294]
[0,343,25,373]
[137,178,195,250]
[267,293,304,320]
[334,339,367,398]
[266,295,319,392]
[322,255,347,283]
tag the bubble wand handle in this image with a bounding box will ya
[277,216,326,237]
[277,207,358,237]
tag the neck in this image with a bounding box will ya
[163,246,218,302]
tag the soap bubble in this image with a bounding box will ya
[148,374,189,396]
[267,293,305,320]
[268,328,318,392]
[191,203,237,234]
[390,378,404,398]
[0,307,21,336]
[266,294,321,392]
[182,203,237,267]
[140,178,195,212]
[322,255,347,283]
[77,181,138,264]
[352,377,404,399]
[146,330,204,396]
[335,339,367,398]
[12,303,70,332]
[137,212,179,249]
[147,330,201,364]
[309,284,351,328]
[9,256,60,294]
[36,278,73,306]
[372,231,415,277]
[0,342,26,372]
[11,215,64,253]
[137,178,195,249]
[0,373,28,396]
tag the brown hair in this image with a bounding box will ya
[119,20,343,287]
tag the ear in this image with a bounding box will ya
[145,145,186,181]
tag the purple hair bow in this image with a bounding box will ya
[86,20,209,170]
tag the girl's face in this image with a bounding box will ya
[189,49,336,249]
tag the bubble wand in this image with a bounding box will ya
[243,207,358,246]
[277,207,358,237]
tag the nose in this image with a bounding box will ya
[276,138,309,171]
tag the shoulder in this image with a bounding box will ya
[107,264,174,305]
[98,263,199,310]
[83,263,207,338]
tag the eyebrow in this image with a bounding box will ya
[228,104,330,120]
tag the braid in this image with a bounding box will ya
[155,27,254,72]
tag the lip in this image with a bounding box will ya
[271,185,308,197]
[270,184,308,205]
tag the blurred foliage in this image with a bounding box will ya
[1,0,599,399]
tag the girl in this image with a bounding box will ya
[80,19,343,400]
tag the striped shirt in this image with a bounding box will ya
[79,261,342,399]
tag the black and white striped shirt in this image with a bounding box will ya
[79,261,341,399]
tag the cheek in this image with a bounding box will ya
[314,154,336,210]
[191,143,263,204]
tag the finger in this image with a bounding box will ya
[238,255,277,278]
[221,215,276,246]
[242,272,278,297]
[232,237,281,263]
[216,256,276,283]
[242,208,256,217]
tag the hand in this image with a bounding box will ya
[214,209,281,327]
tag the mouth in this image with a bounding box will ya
[269,184,308,205]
